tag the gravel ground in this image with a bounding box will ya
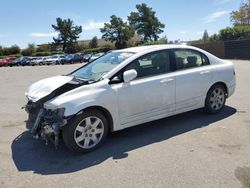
[0,61,250,188]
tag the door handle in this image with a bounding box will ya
[160,78,174,84]
[200,70,210,75]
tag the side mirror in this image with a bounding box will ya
[123,69,137,83]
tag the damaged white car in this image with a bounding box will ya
[25,45,236,153]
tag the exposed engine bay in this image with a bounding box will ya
[24,76,90,147]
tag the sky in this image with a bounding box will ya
[0,0,242,48]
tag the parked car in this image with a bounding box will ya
[0,57,16,67]
[7,58,16,66]
[82,53,93,62]
[30,57,47,66]
[24,45,236,153]
[9,57,27,66]
[62,54,84,64]
[0,58,8,67]
[72,54,84,63]
[21,57,36,66]
[44,55,65,65]
[61,54,74,64]
[89,52,105,62]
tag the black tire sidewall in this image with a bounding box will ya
[62,109,109,153]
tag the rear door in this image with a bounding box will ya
[172,49,213,113]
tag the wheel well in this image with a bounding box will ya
[82,106,114,132]
[209,82,228,97]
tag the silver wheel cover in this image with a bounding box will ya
[209,88,225,111]
[74,116,104,149]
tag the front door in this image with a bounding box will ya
[110,50,175,128]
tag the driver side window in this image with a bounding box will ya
[111,50,170,83]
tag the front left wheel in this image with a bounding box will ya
[62,109,109,153]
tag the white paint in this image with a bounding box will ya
[26,75,73,102]
[26,45,236,132]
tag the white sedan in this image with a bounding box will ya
[25,45,236,153]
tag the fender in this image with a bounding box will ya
[44,79,122,131]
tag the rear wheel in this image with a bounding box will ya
[205,84,226,114]
[62,109,109,153]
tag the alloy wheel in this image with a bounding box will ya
[209,88,225,111]
[74,116,104,149]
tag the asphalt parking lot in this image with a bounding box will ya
[0,60,250,188]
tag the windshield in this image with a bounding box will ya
[71,51,134,81]
[16,57,23,61]
[66,54,73,58]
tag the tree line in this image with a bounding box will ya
[0,3,165,56]
[52,3,165,52]
[1,1,250,56]
[197,0,250,44]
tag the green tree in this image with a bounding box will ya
[21,49,32,56]
[27,43,36,54]
[2,48,10,55]
[52,18,82,53]
[219,25,250,40]
[209,33,220,42]
[21,43,36,56]
[89,36,98,48]
[128,3,165,42]
[75,43,87,52]
[1,45,20,55]
[36,44,50,52]
[159,35,168,44]
[231,0,250,25]
[9,45,21,54]
[202,30,209,42]
[143,35,168,45]
[0,46,3,56]
[100,15,134,49]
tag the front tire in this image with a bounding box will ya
[62,109,109,153]
[205,84,226,114]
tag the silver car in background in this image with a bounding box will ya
[44,55,65,65]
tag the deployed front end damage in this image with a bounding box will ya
[26,104,67,147]
[24,75,88,147]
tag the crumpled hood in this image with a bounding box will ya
[26,75,73,102]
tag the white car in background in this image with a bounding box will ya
[25,45,236,153]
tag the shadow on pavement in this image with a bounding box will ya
[12,106,236,175]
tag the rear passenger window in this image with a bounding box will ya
[174,50,210,70]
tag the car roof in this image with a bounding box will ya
[115,44,201,53]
